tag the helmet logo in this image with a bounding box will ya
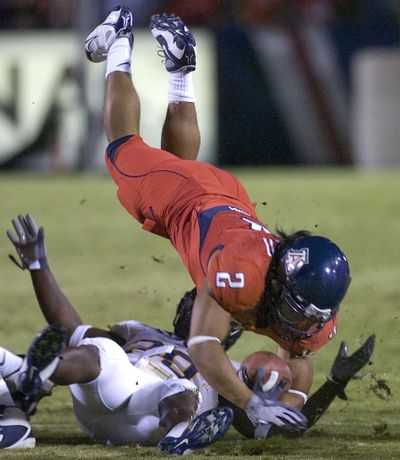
[285,248,309,274]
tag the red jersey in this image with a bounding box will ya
[106,135,337,354]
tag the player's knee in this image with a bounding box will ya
[158,390,198,432]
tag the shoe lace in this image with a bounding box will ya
[156,46,166,65]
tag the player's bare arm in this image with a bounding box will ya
[188,278,253,409]
[7,215,120,344]
[29,270,81,338]
[6,215,80,337]
[282,352,313,410]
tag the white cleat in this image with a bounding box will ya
[85,5,134,63]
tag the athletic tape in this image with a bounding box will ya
[187,335,221,348]
[288,389,308,404]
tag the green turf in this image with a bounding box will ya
[0,169,399,459]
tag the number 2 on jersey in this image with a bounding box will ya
[216,272,245,288]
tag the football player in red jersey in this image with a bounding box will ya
[84,6,351,434]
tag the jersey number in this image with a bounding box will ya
[161,349,197,380]
[216,272,245,288]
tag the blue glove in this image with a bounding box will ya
[7,214,48,271]
[245,368,307,438]
[245,391,307,438]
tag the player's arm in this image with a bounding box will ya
[6,215,121,343]
[189,279,307,436]
[300,335,375,429]
[277,347,314,410]
[222,347,313,439]
[273,336,375,434]
[6,215,81,338]
[188,278,252,409]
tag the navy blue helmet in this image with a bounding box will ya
[268,235,351,339]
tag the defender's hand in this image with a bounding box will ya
[245,392,307,438]
[328,335,375,400]
[7,214,48,270]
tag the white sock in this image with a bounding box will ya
[0,347,23,378]
[0,377,15,406]
[105,36,133,79]
[168,72,195,103]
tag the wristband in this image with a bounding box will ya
[187,335,221,348]
[28,257,48,271]
[288,389,308,404]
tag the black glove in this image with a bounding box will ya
[7,214,48,270]
[328,335,375,400]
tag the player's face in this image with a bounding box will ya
[271,287,327,338]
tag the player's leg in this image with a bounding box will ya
[150,14,200,159]
[70,337,198,445]
[104,72,140,143]
[0,346,54,417]
[12,325,100,407]
[85,6,139,142]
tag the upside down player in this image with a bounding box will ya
[84,6,352,435]
[2,216,374,449]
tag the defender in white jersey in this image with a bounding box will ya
[111,320,222,415]
[1,321,234,451]
[4,213,234,454]
[67,319,226,445]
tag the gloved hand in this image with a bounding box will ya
[252,367,287,401]
[328,335,375,400]
[245,368,307,438]
[7,214,48,271]
[245,393,307,438]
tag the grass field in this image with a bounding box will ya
[0,169,399,459]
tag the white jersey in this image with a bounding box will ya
[69,321,225,446]
[110,320,218,414]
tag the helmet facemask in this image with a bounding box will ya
[268,280,336,339]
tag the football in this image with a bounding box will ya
[239,351,292,392]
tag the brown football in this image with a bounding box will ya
[240,351,292,392]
